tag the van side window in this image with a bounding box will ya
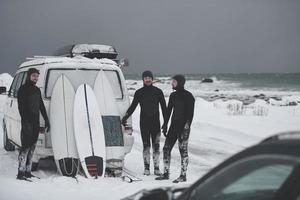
[14,72,26,97]
[8,74,20,97]
[21,73,28,85]
[9,72,26,98]
[104,70,124,100]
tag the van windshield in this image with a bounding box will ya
[45,69,123,99]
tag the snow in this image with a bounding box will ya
[20,56,118,70]
[0,73,12,115]
[0,74,300,199]
[0,73,13,89]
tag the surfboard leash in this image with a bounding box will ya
[103,161,143,183]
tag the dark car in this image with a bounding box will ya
[123,131,300,200]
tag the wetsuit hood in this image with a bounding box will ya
[142,70,154,87]
[142,70,153,80]
[172,74,186,91]
[26,68,40,85]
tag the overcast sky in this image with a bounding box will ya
[1,0,300,75]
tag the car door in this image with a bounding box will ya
[5,73,21,142]
[185,154,300,200]
[8,71,27,145]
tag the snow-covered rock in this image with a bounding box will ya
[0,73,12,113]
[269,95,300,106]
[0,73,13,89]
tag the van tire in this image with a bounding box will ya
[3,119,15,151]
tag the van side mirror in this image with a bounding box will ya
[118,58,129,68]
[0,87,7,94]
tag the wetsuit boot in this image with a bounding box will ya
[173,175,187,183]
[155,172,169,180]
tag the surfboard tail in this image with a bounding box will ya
[58,158,80,177]
[85,156,104,177]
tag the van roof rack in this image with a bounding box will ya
[53,44,118,60]
[26,55,62,60]
[21,54,120,69]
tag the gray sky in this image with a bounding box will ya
[1,0,300,75]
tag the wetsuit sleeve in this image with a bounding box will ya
[158,89,167,120]
[186,93,195,125]
[163,93,174,126]
[17,87,26,120]
[39,90,49,122]
[124,90,140,119]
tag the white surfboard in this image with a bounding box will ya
[50,75,79,177]
[94,71,124,173]
[74,84,106,178]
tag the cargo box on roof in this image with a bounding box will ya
[53,44,118,60]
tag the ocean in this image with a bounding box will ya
[125,73,300,92]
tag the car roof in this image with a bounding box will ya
[19,56,119,70]
[260,131,300,144]
[221,132,300,167]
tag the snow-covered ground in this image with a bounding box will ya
[0,73,300,200]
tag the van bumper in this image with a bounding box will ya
[33,146,53,162]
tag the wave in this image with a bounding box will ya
[126,79,300,105]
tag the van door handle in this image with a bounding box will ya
[10,100,13,107]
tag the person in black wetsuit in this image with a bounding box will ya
[121,70,166,176]
[17,68,50,181]
[156,74,195,183]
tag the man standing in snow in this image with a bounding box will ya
[121,70,166,176]
[17,68,50,180]
[156,74,195,183]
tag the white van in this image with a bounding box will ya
[2,54,134,172]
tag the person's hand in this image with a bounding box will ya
[121,117,127,126]
[184,122,190,130]
[180,121,191,141]
[162,124,168,137]
[45,120,50,132]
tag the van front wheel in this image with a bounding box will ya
[3,119,15,151]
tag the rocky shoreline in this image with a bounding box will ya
[196,93,299,106]
[126,80,300,106]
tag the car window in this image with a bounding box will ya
[8,74,19,97]
[9,72,26,97]
[104,70,123,99]
[45,69,99,98]
[21,72,28,85]
[45,69,123,99]
[14,72,26,97]
[189,155,300,200]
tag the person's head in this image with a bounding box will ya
[172,74,186,90]
[27,68,40,84]
[142,70,153,86]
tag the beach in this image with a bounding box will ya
[0,73,299,199]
